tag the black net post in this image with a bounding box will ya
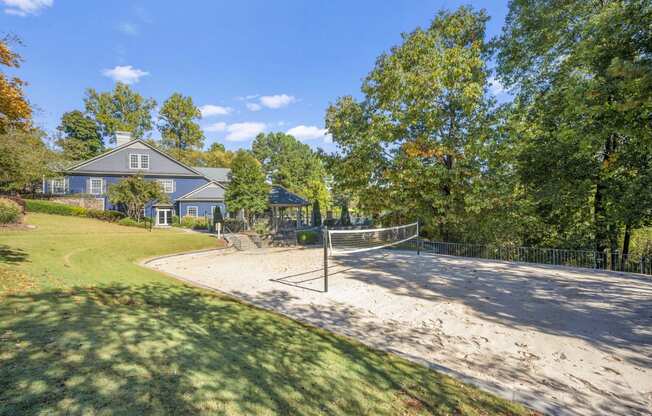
[323,226,329,292]
[416,220,421,255]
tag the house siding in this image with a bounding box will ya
[45,174,210,217]
[179,201,226,218]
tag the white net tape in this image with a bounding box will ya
[327,222,418,255]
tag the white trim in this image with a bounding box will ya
[328,222,419,234]
[186,206,199,218]
[50,178,67,195]
[88,178,104,195]
[155,208,173,226]
[176,181,226,201]
[157,179,175,194]
[129,153,150,170]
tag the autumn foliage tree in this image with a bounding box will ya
[0,36,31,133]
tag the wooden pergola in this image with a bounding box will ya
[268,185,311,232]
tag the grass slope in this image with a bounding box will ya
[0,214,535,415]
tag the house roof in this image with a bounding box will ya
[65,139,206,178]
[192,167,231,183]
[269,185,309,206]
[177,181,226,201]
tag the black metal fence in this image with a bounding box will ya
[401,240,652,276]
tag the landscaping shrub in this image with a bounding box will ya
[25,200,125,223]
[117,217,149,228]
[25,199,86,216]
[179,216,208,230]
[0,198,22,224]
[85,209,125,222]
[297,229,320,245]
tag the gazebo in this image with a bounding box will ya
[268,185,311,232]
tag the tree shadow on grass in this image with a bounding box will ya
[0,283,530,416]
[0,245,28,265]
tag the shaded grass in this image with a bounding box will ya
[0,214,535,415]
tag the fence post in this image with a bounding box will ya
[323,227,328,293]
[416,220,420,255]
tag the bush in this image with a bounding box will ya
[25,199,86,216]
[179,216,208,230]
[25,199,126,223]
[117,217,149,228]
[85,209,125,222]
[297,230,320,245]
[0,198,22,224]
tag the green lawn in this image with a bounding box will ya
[0,214,534,415]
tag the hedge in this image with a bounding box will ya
[178,216,209,230]
[117,217,150,228]
[25,199,125,222]
[0,198,22,224]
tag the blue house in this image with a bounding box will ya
[44,132,228,226]
[44,131,312,228]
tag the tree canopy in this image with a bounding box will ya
[56,110,104,161]
[497,0,652,253]
[326,7,493,239]
[157,93,204,161]
[0,36,31,133]
[107,175,169,221]
[84,83,156,143]
[0,128,57,192]
[252,132,330,209]
[225,150,270,224]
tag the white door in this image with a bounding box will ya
[156,209,172,226]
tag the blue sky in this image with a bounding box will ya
[1,0,510,151]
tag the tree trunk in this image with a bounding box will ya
[594,134,615,253]
[622,223,632,269]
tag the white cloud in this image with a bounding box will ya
[224,122,266,141]
[204,122,227,132]
[200,105,233,117]
[102,65,149,84]
[118,22,139,36]
[286,125,332,143]
[246,102,262,112]
[259,94,296,109]
[2,0,52,16]
[488,76,506,96]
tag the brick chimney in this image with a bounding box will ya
[115,131,133,146]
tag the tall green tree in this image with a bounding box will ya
[56,110,104,160]
[157,93,204,161]
[225,150,270,225]
[326,7,493,239]
[252,132,330,209]
[201,142,235,168]
[0,128,58,192]
[107,174,169,221]
[497,0,652,252]
[84,83,156,143]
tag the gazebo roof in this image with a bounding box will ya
[269,185,309,207]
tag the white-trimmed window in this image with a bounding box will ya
[50,178,67,194]
[186,206,198,217]
[129,154,150,170]
[88,178,104,195]
[157,179,174,193]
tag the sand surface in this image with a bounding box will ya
[146,247,652,416]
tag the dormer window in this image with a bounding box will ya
[129,154,150,170]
